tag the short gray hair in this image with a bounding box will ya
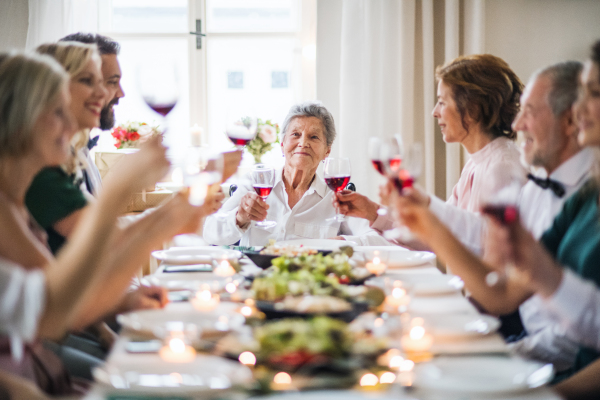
[281,101,337,147]
[0,52,68,158]
[530,61,583,117]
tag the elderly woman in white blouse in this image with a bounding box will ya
[204,102,391,247]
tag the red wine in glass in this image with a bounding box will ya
[253,184,273,200]
[228,136,253,147]
[481,204,519,225]
[389,157,402,171]
[371,160,385,175]
[325,175,350,193]
[392,169,414,193]
[148,102,176,117]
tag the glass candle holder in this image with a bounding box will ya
[364,250,389,276]
[191,285,220,312]
[159,330,197,363]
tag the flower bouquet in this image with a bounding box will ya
[110,121,162,149]
[245,119,280,164]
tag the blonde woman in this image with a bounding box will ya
[0,51,205,394]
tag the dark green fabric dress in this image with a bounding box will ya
[541,181,600,376]
[25,167,87,254]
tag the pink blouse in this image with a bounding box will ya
[447,136,523,212]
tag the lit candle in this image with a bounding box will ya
[365,256,387,276]
[272,372,293,390]
[385,287,411,313]
[190,124,203,147]
[401,325,433,353]
[238,351,256,367]
[190,289,220,312]
[379,371,396,384]
[359,373,379,387]
[159,337,196,363]
[214,259,236,277]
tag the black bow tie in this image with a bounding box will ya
[527,173,566,198]
[87,135,100,150]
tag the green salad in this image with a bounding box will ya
[251,253,383,306]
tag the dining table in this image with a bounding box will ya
[82,237,563,400]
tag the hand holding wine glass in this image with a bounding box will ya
[479,164,525,286]
[251,164,276,228]
[324,157,351,222]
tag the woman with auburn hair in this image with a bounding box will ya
[334,54,525,252]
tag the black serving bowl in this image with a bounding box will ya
[243,250,333,269]
[255,300,369,323]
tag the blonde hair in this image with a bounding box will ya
[36,41,101,175]
[0,52,68,158]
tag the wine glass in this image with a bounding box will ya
[479,165,525,286]
[251,164,276,228]
[225,111,258,150]
[369,137,385,175]
[383,143,423,241]
[184,148,224,207]
[138,61,179,122]
[324,157,351,222]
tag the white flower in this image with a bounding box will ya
[138,125,154,136]
[259,125,277,143]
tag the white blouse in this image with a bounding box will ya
[0,258,45,360]
[203,169,393,247]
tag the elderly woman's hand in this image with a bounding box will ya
[332,190,380,224]
[236,192,269,228]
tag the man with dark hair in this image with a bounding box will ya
[60,33,123,130]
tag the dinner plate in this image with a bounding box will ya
[424,314,501,338]
[412,356,554,395]
[275,239,358,251]
[117,302,244,339]
[353,247,435,268]
[152,247,242,265]
[93,354,252,396]
[366,274,464,296]
[142,273,239,291]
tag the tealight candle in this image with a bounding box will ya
[238,351,256,367]
[272,372,293,390]
[190,124,203,147]
[365,256,387,276]
[385,287,411,313]
[191,289,220,312]
[401,325,433,353]
[214,259,236,277]
[159,337,196,363]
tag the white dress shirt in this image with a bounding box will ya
[203,169,393,247]
[0,258,45,361]
[543,269,600,352]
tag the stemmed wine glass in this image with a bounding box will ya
[383,143,423,241]
[368,135,404,176]
[324,157,351,222]
[479,166,525,286]
[225,111,258,150]
[184,148,224,207]
[251,164,276,228]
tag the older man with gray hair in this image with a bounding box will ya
[204,101,391,247]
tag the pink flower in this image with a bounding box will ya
[259,124,277,143]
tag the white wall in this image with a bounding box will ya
[0,0,28,51]
[485,0,600,83]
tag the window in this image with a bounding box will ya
[98,0,316,165]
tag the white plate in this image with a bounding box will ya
[275,239,358,251]
[413,356,554,395]
[354,247,435,268]
[152,247,242,265]
[142,273,242,291]
[366,274,464,296]
[424,314,500,338]
[94,354,252,396]
[117,302,244,338]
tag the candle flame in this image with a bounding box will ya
[389,355,404,368]
[392,287,406,298]
[169,338,186,353]
[379,372,396,384]
[225,282,237,293]
[360,373,379,386]
[241,306,252,317]
[409,326,425,340]
[399,359,415,372]
[374,317,384,327]
[373,257,380,264]
[238,351,256,366]
[273,372,292,384]
[198,290,212,301]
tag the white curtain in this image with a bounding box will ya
[26,0,98,50]
[317,0,485,201]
